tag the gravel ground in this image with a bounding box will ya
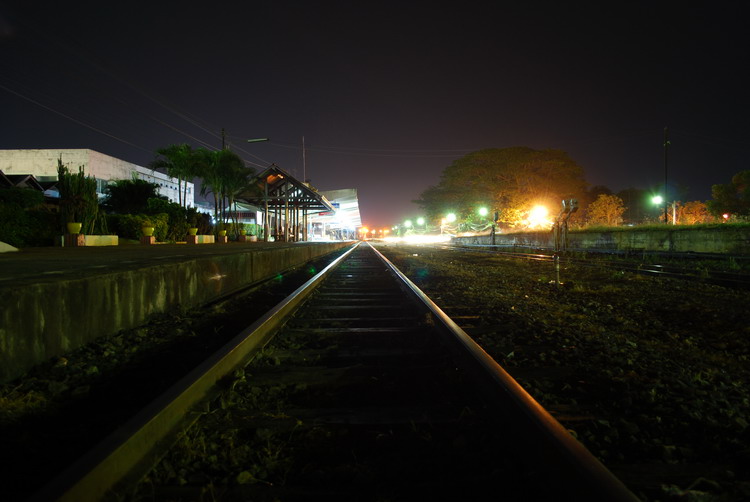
[2,242,748,501]
[374,243,750,502]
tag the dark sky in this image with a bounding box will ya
[1,1,748,227]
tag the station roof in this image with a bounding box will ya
[308,188,362,230]
[0,170,45,191]
[238,164,335,214]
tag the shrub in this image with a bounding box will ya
[0,189,57,247]
[108,213,168,241]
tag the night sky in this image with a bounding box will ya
[2,2,748,227]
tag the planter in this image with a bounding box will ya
[249,235,258,242]
[188,227,198,236]
[142,226,155,237]
[66,222,82,234]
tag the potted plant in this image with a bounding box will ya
[57,158,99,236]
[141,218,155,237]
[187,209,199,236]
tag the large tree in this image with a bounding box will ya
[101,177,164,214]
[707,170,750,218]
[586,194,626,227]
[415,147,588,227]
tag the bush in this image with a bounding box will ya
[0,189,58,247]
[108,213,168,241]
[146,198,190,241]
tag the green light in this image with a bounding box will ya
[417,217,425,226]
[478,207,489,217]
[652,195,663,205]
[404,220,412,228]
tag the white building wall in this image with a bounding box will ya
[0,149,193,206]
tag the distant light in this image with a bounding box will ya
[417,217,425,226]
[478,207,489,217]
[652,195,664,205]
[723,213,730,220]
[383,234,452,244]
[446,213,457,223]
[526,205,551,229]
[360,227,369,234]
[404,220,413,228]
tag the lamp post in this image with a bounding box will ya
[664,127,674,224]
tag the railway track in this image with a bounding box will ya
[33,242,639,501]
[447,244,750,289]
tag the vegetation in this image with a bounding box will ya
[415,147,588,228]
[707,170,750,218]
[56,158,103,234]
[101,177,165,214]
[150,144,201,208]
[0,188,58,247]
[586,194,626,226]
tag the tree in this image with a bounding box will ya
[679,200,712,225]
[414,147,588,228]
[707,170,750,218]
[101,177,164,214]
[586,194,626,227]
[150,144,200,208]
[195,148,257,233]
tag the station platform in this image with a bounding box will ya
[0,241,352,382]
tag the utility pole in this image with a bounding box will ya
[221,128,226,149]
[663,126,669,224]
[302,136,306,183]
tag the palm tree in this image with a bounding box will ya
[150,144,199,208]
[196,148,257,235]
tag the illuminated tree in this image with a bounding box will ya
[679,200,712,224]
[414,147,588,227]
[586,194,625,227]
[707,170,750,218]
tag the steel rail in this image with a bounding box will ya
[368,242,641,502]
[30,242,360,502]
[445,244,750,289]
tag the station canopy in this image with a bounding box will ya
[237,164,334,214]
[308,188,362,232]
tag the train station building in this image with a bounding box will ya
[0,149,194,206]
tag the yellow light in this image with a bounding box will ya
[526,205,551,229]
[360,227,369,234]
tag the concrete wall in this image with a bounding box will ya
[454,226,750,255]
[0,243,350,382]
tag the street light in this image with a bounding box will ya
[478,207,489,217]
[416,217,425,226]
